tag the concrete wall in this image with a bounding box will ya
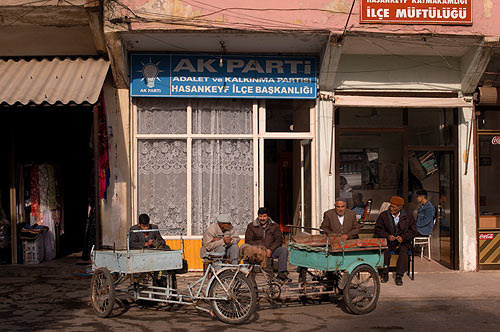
[101,80,132,249]
[113,0,500,36]
[334,55,462,91]
[458,106,477,271]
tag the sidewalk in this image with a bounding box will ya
[1,253,498,303]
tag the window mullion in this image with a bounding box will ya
[187,100,192,237]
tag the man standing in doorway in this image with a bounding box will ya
[200,214,240,264]
[416,189,436,237]
[245,207,290,281]
[320,198,360,241]
[375,196,417,286]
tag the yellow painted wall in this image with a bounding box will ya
[165,239,244,270]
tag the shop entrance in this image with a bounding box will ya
[477,133,500,268]
[337,107,458,269]
[0,106,95,263]
[262,139,312,233]
[407,150,455,268]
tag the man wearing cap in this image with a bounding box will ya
[374,196,417,286]
[200,214,240,264]
[320,198,361,241]
[245,207,290,281]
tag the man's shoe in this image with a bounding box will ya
[395,275,403,286]
[277,272,291,282]
[380,273,389,283]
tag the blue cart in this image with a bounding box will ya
[90,228,257,324]
[286,226,387,314]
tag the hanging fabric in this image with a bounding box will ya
[98,94,110,200]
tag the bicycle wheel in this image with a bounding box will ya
[209,270,257,324]
[343,264,380,315]
[91,267,115,318]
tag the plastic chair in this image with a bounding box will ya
[413,219,436,261]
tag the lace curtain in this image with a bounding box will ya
[192,99,254,235]
[136,98,187,134]
[136,98,254,236]
[192,99,253,134]
[138,140,187,235]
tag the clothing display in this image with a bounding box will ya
[22,163,63,262]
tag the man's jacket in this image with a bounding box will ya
[320,209,360,239]
[374,210,417,249]
[245,218,282,252]
[129,224,166,249]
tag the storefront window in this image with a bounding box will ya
[339,108,403,128]
[136,98,187,134]
[137,140,187,235]
[136,98,255,237]
[192,99,253,135]
[191,139,254,235]
[266,99,311,132]
[477,108,500,131]
[408,109,454,146]
[479,134,500,224]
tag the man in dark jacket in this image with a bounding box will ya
[245,207,289,281]
[320,198,361,241]
[374,196,417,286]
[129,214,170,250]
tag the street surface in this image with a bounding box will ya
[1,255,499,332]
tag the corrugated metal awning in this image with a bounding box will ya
[334,95,472,108]
[0,57,109,105]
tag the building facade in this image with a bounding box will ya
[2,0,500,271]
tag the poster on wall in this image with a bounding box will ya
[360,0,472,25]
[130,54,317,99]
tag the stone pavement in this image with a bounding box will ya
[0,254,499,332]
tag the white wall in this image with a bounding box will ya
[458,106,477,271]
[334,55,462,92]
[316,96,336,225]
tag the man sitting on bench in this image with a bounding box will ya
[374,196,417,286]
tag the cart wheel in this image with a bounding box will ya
[209,270,257,324]
[343,265,380,315]
[265,282,282,300]
[91,267,115,318]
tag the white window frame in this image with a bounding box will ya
[132,98,317,239]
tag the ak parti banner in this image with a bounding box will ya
[360,0,472,25]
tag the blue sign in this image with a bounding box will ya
[130,54,317,99]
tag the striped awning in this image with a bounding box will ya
[0,57,109,105]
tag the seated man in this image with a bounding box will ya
[129,213,170,249]
[244,207,290,281]
[320,198,360,241]
[374,196,417,286]
[416,189,436,237]
[351,193,366,219]
[200,214,240,264]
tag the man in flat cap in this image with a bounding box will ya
[320,198,360,241]
[374,196,417,286]
[200,214,240,264]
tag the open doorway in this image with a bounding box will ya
[0,106,96,263]
[263,139,311,234]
